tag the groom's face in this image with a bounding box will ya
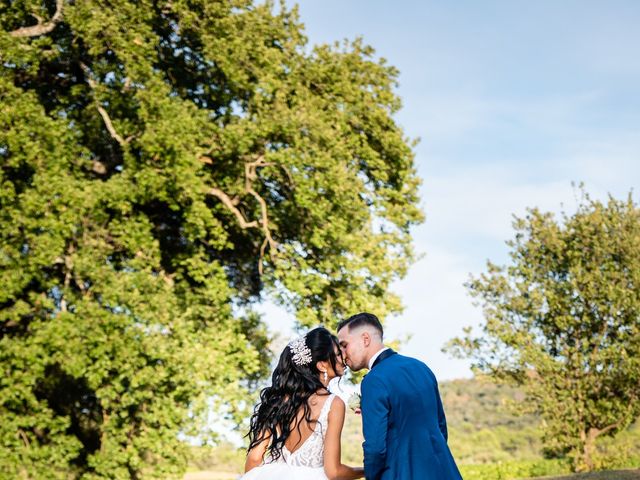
[337,327,368,372]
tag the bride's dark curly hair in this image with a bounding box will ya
[246,326,343,461]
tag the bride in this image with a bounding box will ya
[241,327,364,480]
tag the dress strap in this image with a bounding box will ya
[318,393,336,422]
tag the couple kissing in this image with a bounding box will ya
[241,312,462,480]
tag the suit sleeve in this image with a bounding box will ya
[361,375,390,480]
[433,375,448,442]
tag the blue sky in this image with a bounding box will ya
[262,0,640,380]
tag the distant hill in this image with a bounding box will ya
[441,377,536,430]
[440,377,544,463]
[440,377,640,466]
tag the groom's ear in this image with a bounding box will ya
[361,331,371,347]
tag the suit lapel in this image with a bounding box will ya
[371,348,397,370]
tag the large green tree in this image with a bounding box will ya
[0,1,422,478]
[448,192,640,471]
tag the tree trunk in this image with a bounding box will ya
[578,423,619,471]
[579,428,599,472]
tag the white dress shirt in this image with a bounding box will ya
[368,347,390,370]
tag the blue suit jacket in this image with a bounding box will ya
[361,350,462,480]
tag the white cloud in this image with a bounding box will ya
[419,168,574,241]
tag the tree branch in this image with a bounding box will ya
[590,421,621,439]
[207,155,279,274]
[279,163,295,188]
[80,62,131,148]
[95,104,127,147]
[208,187,259,229]
[10,0,64,38]
[92,159,108,175]
[17,429,30,449]
[245,156,278,274]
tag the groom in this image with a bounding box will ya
[337,312,462,480]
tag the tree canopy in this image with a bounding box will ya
[0,0,422,477]
[447,192,640,471]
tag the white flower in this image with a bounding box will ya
[348,392,361,413]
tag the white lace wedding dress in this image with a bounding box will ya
[240,394,336,480]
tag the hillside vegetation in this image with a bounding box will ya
[534,471,640,480]
[441,378,640,467]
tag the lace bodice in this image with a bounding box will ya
[267,394,336,468]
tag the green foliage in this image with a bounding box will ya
[0,0,422,478]
[447,191,640,471]
[459,458,572,480]
[541,469,640,480]
[590,422,640,471]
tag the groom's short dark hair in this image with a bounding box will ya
[337,312,384,338]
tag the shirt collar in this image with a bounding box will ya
[368,347,390,370]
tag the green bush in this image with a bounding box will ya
[459,459,571,480]
[590,422,640,471]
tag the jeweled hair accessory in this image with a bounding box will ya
[288,336,313,366]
